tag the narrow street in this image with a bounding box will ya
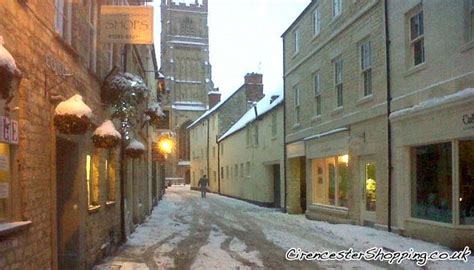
[94,186,472,270]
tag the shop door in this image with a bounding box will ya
[360,159,376,225]
[56,138,81,269]
[273,164,281,208]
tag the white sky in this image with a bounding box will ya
[151,0,311,99]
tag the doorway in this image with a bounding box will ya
[56,138,81,269]
[360,159,377,226]
[300,157,307,212]
[273,164,281,208]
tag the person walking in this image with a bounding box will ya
[198,175,209,198]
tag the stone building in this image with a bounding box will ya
[387,0,474,249]
[218,92,284,208]
[160,0,215,184]
[188,73,264,193]
[0,0,161,269]
[282,0,389,228]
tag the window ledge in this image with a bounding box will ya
[106,201,116,207]
[355,95,374,106]
[331,106,344,116]
[404,62,427,78]
[311,115,322,123]
[311,33,321,43]
[292,123,302,130]
[53,33,79,58]
[0,221,32,237]
[461,40,474,53]
[88,205,101,214]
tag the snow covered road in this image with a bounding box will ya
[94,186,473,270]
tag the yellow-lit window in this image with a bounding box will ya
[0,143,11,221]
[106,151,117,203]
[86,154,100,208]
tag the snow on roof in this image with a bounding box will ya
[0,36,17,74]
[126,139,145,150]
[55,94,93,118]
[187,89,240,129]
[390,88,474,120]
[93,120,121,138]
[219,90,284,142]
[172,104,207,111]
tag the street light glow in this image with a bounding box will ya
[158,138,174,154]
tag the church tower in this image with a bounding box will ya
[160,0,215,182]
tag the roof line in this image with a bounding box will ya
[281,0,315,37]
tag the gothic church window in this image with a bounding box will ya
[181,17,196,36]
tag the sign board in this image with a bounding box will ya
[100,6,154,44]
[0,117,18,145]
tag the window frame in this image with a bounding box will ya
[293,28,300,54]
[334,59,344,108]
[314,7,321,36]
[294,86,300,123]
[409,10,425,66]
[54,0,72,44]
[360,40,373,97]
[314,73,322,116]
[0,143,16,223]
[332,0,342,18]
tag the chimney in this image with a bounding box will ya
[208,87,221,109]
[270,95,279,104]
[244,73,264,103]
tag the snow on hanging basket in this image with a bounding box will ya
[125,138,145,158]
[92,120,121,148]
[0,36,22,100]
[144,102,165,126]
[54,94,93,134]
[101,72,149,105]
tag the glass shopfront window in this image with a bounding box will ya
[460,140,474,225]
[0,143,11,221]
[312,154,350,208]
[412,143,452,223]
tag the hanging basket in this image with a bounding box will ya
[54,94,93,135]
[92,120,121,148]
[53,114,91,134]
[0,36,22,100]
[101,72,148,105]
[125,148,144,158]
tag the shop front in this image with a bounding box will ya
[390,89,474,249]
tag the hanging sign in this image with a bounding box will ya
[100,6,154,44]
[0,117,18,145]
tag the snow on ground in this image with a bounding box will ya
[209,192,473,270]
[191,226,250,270]
[95,186,473,270]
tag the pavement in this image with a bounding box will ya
[94,185,472,270]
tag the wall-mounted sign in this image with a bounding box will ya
[463,113,474,131]
[0,117,18,145]
[100,6,154,44]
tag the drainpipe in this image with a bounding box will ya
[384,0,393,233]
[282,37,288,213]
[207,118,210,187]
[120,44,129,243]
[216,135,221,194]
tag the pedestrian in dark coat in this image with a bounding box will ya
[198,175,209,198]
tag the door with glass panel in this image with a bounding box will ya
[360,159,376,224]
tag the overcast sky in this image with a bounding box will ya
[152,0,311,99]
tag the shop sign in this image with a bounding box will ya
[463,113,474,130]
[0,117,18,144]
[100,6,154,44]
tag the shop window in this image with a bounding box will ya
[312,155,349,207]
[365,163,376,211]
[106,150,117,203]
[0,143,12,221]
[411,143,452,223]
[460,140,474,225]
